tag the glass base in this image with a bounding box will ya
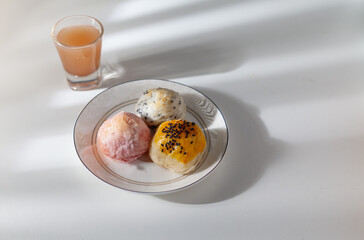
[66,70,100,91]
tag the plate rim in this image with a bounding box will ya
[73,78,229,194]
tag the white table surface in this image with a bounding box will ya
[1,0,364,239]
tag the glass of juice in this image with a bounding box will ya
[51,15,103,90]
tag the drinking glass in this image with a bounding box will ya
[51,15,103,90]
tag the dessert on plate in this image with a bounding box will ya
[135,88,186,127]
[149,119,207,174]
[97,111,151,162]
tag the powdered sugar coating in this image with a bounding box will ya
[97,111,151,162]
[135,88,186,127]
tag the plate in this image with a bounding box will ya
[73,79,228,194]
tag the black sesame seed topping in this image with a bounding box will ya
[159,120,199,154]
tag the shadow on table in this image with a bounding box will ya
[97,0,254,88]
[98,0,349,89]
[105,0,250,33]
[156,89,286,204]
[99,40,244,88]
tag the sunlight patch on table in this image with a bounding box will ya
[13,134,80,172]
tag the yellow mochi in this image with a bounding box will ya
[149,119,206,174]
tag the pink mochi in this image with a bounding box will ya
[97,111,151,162]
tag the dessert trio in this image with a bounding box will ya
[97,88,207,174]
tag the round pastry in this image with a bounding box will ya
[97,111,151,162]
[135,88,186,127]
[149,119,207,174]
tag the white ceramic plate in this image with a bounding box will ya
[73,79,228,194]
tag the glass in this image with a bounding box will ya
[51,15,103,90]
